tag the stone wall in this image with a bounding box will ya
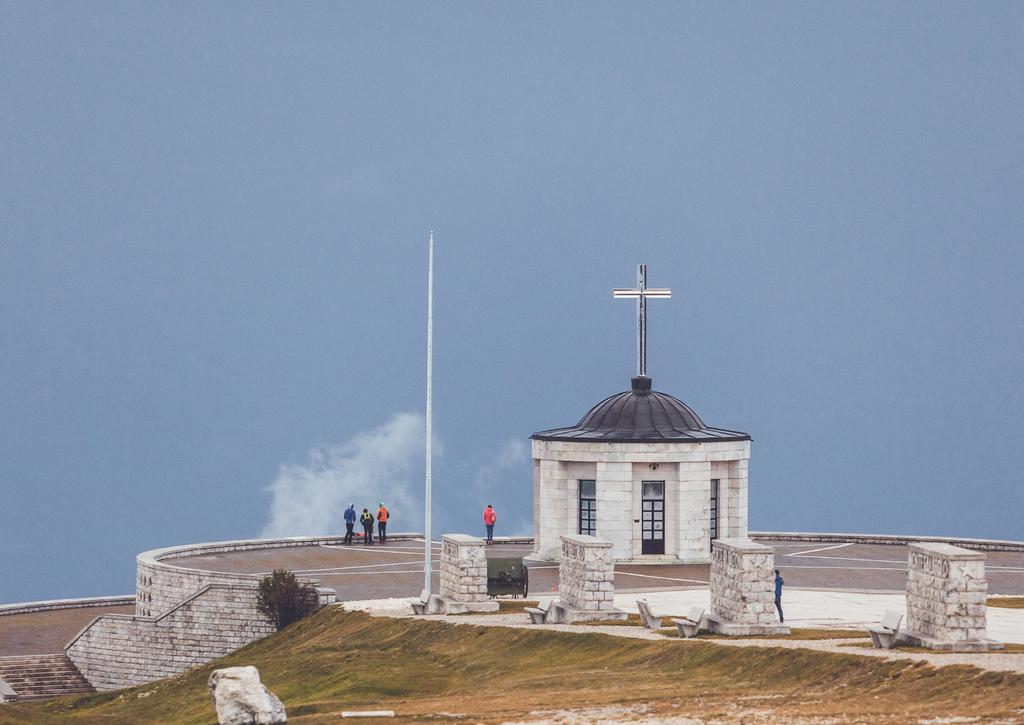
[135,558,260,617]
[559,535,615,612]
[439,534,490,606]
[708,538,782,633]
[905,542,988,643]
[68,585,274,691]
[67,584,335,691]
[751,531,1024,553]
[133,534,420,616]
[0,596,134,617]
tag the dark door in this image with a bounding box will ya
[641,481,665,555]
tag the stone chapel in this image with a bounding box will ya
[528,265,751,564]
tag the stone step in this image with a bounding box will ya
[0,654,94,702]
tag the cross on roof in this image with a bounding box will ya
[612,264,671,378]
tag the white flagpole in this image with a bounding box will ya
[423,230,434,598]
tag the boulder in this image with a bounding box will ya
[208,666,286,725]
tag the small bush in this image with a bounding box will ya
[256,569,319,630]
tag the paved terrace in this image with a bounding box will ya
[2,538,1023,657]
[164,539,1024,599]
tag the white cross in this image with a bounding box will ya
[612,264,671,378]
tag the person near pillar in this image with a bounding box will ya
[360,508,375,545]
[774,569,784,623]
[343,503,356,545]
[376,502,389,543]
[483,504,496,543]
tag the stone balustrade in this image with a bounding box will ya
[706,538,788,635]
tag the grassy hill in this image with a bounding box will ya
[1,607,1022,723]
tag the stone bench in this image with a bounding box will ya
[524,600,549,624]
[410,595,429,616]
[672,607,706,638]
[867,610,902,649]
[636,600,663,629]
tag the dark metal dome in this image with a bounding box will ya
[531,377,750,443]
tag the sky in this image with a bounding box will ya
[1,2,1022,604]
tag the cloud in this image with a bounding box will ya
[261,412,426,537]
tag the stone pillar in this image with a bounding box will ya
[554,534,627,623]
[705,538,788,635]
[677,461,712,563]
[596,460,632,561]
[431,534,498,613]
[902,542,1002,651]
[537,458,566,560]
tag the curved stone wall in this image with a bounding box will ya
[749,531,1024,553]
[0,596,134,617]
[134,532,420,616]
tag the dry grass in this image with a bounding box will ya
[496,599,540,613]
[988,596,1024,609]
[839,641,1024,654]
[657,627,869,641]
[2,608,1023,724]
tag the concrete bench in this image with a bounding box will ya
[671,607,705,638]
[636,599,663,629]
[524,600,550,624]
[410,588,430,615]
[867,610,903,649]
[546,601,568,624]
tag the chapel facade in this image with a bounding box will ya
[529,375,751,563]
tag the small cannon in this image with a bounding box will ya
[486,557,529,598]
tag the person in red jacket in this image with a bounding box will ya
[483,504,496,543]
[376,502,390,543]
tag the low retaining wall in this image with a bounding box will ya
[135,532,420,616]
[0,596,134,617]
[750,531,1024,553]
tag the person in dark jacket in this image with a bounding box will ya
[774,569,784,623]
[343,503,356,545]
[360,508,375,545]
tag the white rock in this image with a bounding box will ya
[208,666,286,725]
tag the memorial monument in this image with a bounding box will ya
[529,265,751,563]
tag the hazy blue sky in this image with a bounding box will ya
[2,2,1022,604]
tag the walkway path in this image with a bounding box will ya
[343,587,1024,675]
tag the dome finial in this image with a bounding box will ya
[631,376,652,394]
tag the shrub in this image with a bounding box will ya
[256,569,319,630]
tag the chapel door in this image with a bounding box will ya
[641,481,665,555]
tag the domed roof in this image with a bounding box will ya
[531,377,750,443]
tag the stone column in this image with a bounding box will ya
[554,534,627,623]
[537,457,567,559]
[677,461,712,563]
[596,460,632,561]
[902,542,1002,651]
[432,534,498,613]
[706,538,788,635]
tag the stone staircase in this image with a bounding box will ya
[0,654,94,702]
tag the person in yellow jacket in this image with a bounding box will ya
[359,508,374,545]
[376,502,390,543]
